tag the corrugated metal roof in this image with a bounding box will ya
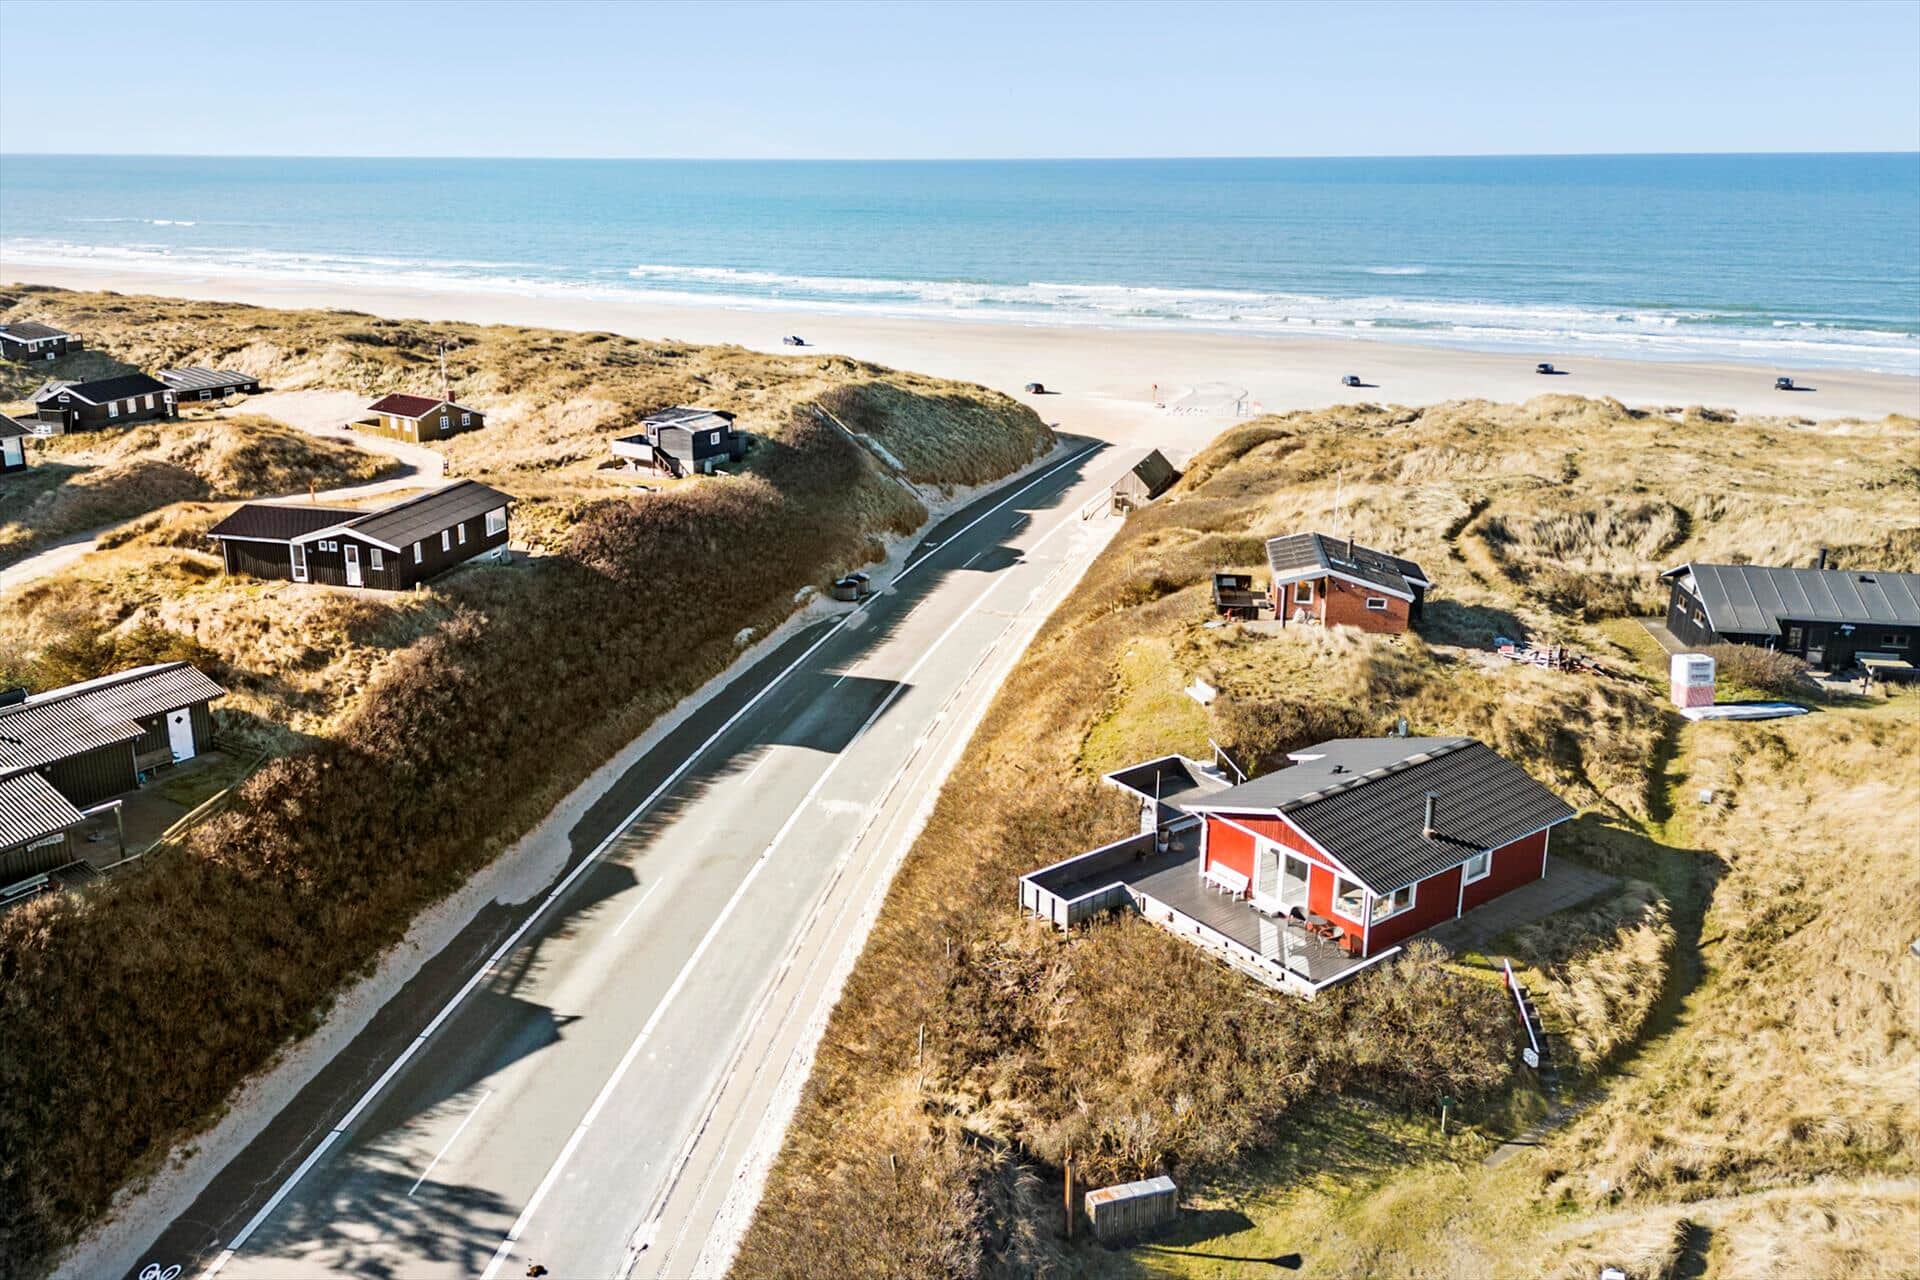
[1265,532,1429,598]
[1666,562,1920,635]
[0,771,88,849]
[1193,737,1574,894]
[1124,449,1180,498]
[0,413,28,440]
[341,479,511,549]
[0,663,225,777]
[157,366,257,392]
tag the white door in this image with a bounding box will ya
[2,438,20,467]
[290,542,309,582]
[343,543,363,587]
[167,708,196,762]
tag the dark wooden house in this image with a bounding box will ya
[207,480,513,590]
[0,663,225,892]
[611,406,746,477]
[1266,532,1431,634]
[0,414,28,474]
[1111,449,1180,511]
[0,320,80,362]
[1661,559,1920,671]
[355,393,484,443]
[30,373,178,433]
[158,366,263,401]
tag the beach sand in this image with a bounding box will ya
[6,263,1916,456]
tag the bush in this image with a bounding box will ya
[1704,643,1813,696]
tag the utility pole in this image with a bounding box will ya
[1064,1147,1074,1240]
[439,341,453,404]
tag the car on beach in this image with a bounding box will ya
[1775,376,1797,390]
[783,335,806,346]
[1024,381,1046,394]
[1341,374,1362,388]
[1536,362,1558,374]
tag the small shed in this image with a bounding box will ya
[1111,449,1180,511]
[1211,571,1263,619]
[356,394,484,443]
[0,320,80,362]
[614,406,746,478]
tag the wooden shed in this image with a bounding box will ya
[1110,449,1180,511]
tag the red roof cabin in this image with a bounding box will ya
[1267,532,1430,634]
[1020,737,1574,994]
[355,393,484,443]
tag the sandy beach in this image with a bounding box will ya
[6,262,1916,451]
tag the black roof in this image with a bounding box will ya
[1122,449,1180,498]
[1662,562,1920,635]
[0,414,28,440]
[207,503,359,542]
[35,373,171,404]
[1266,532,1430,600]
[1190,737,1574,894]
[341,480,511,549]
[0,320,71,341]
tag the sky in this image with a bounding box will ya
[1,0,1916,159]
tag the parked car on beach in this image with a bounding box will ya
[1341,374,1362,388]
[1774,376,1796,390]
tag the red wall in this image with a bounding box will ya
[1203,817,1257,887]
[1205,814,1559,957]
[1460,827,1549,913]
[1272,573,1411,634]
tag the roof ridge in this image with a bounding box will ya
[3,661,190,716]
[1279,736,1477,811]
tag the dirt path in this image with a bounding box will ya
[0,393,444,596]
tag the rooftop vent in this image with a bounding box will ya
[1422,791,1439,841]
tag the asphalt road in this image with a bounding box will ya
[123,439,1131,1280]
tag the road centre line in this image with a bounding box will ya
[194,442,1096,1280]
[408,1090,493,1196]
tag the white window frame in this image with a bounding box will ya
[485,507,507,536]
[457,521,467,544]
[460,412,471,426]
[1787,626,1804,648]
[1463,850,1492,884]
[108,401,118,418]
[1365,596,1390,611]
[144,394,155,409]
[412,541,423,564]
[1371,883,1416,921]
[441,529,451,552]
[1293,581,1314,604]
[1333,876,1366,920]
[369,547,383,570]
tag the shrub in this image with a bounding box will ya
[1704,643,1813,696]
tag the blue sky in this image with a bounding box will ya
[2,0,1916,158]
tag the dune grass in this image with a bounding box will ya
[0,414,395,568]
[0,289,1053,1274]
[734,395,1920,1278]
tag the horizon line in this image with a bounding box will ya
[2,148,1916,163]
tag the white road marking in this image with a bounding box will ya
[961,548,985,569]
[408,1090,493,1196]
[499,473,1107,1280]
[610,881,664,938]
[191,442,1097,1280]
[828,672,850,690]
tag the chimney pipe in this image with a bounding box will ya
[1422,791,1437,841]
[1815,547,1827,571]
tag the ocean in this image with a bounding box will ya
[2,153,1916,373]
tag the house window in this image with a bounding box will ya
[457,522,467,544]
[1463,851,1491,884]
[485,507,507,536]
[200,389,213,400]
[108,401,118,417]
[1886,632,1910,650]
[440,415,451,432]
[144,394,155,409]
[709,431,721,444]
[412,541,422,564]
[1787,626,1804,649]
[370,547,383,570]
[1293,581,1314,604]
[1365,597,1389,611]
[1333,876,1366,919]
[460,413,471,426]
[1371,884,1416,921]
[441,530,451,552]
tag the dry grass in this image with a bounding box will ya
[737,395,1920,1279]
[0,290,1052,1273]
[0,414,393,567]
